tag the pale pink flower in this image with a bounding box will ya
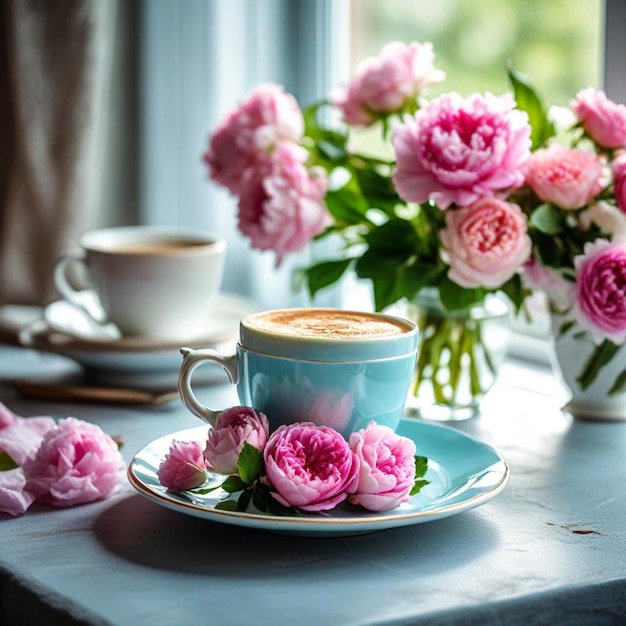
[0,469,35,517]
[22,418,125,507]
[348,422,417,512]
[203,83,304,194]
[573,239,626,343]
[522,257,572,311]
[264,422,359,512]
[440,198,531,288]
[572,88,626,150]
[524,146,604,210]
[613,153,626,214]
[237,142,330,264]
[157,440,207,492]
[336,41,445,126]
[204,406,269,475]
[0,404,56,466]
[392,92,531,209]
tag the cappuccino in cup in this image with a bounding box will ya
[178,308,418,438]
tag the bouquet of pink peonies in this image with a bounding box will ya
[157,406,429,515]
[203,39,626,403]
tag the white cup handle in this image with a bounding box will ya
[178,347,240,427]
[53,251,107,324]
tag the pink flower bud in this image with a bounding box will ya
[348,422,417,512]
[264,422,359,512]
[157,440,207,492]
[572,88,626,150]
[204,406,270,475]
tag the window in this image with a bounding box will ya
[139,0,623,329]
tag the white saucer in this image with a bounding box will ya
[19,293,260,390]
[128,420,510,537]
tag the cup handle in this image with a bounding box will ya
[178,347,239,427]
[53,251,107,324]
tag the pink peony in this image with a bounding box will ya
[157,440,207,492]
[614,153,626,214]
[573,239,626,343]
[336,41,445,126]
[237,142,330,264]
[392,92,531,209]
[0,469,35,517]
[22,417,125,507]
[572,88,626,150]
[203,83,304,194]
[524,146,604,210]
[440,198,531,288]
[263,422,359,512]
[0,402,56,466]
[204,406,269,475]
[348,422,417,512]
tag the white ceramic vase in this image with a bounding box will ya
[550,314,626,421]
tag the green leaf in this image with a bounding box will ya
[576,339,622,390]
[499,274,529,314]
[305,258,354,299]
[324,184,370,224]
[558,319,576,337]
[363,219,418,254]
[530,204,563,235]
[353,167,401,216]
[221,475,247,493]
[0,452,18,472]
[237,442,264,485]
[236,489,253,512]
[251,484,295,516]
[410,456,430,496]
[507,62,555,149]
[609,369,626,396]
[438,277,485,312]
[215,499,239,511]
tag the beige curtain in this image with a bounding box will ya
[0,0,136,307]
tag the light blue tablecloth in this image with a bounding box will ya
[1,345,625,625]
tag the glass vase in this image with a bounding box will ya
[404,291,510,421]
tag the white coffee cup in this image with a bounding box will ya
[53,226,226,339]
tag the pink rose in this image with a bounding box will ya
[440,198,531,288]
[22,418,125,507]
[614,153,626,214]
[337,41,445,126]
[572,88,626,150]
[157,440,207,492]
[573,239,626,343]
[348,422,417,512]
[237,142,330,264]
[263,422,359,512]
[524,146,603,210]
[203,83,304,194]
[0,469,35,517]
[204,406,269,475]
[392,92,531,209]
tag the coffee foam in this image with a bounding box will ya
[245,309,409,339]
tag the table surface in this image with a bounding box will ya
[1,344,625,626]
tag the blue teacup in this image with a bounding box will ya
[178,308,418,438]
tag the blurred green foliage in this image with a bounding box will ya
[350,0,602,106]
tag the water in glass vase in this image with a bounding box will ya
[404,291,510,421]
